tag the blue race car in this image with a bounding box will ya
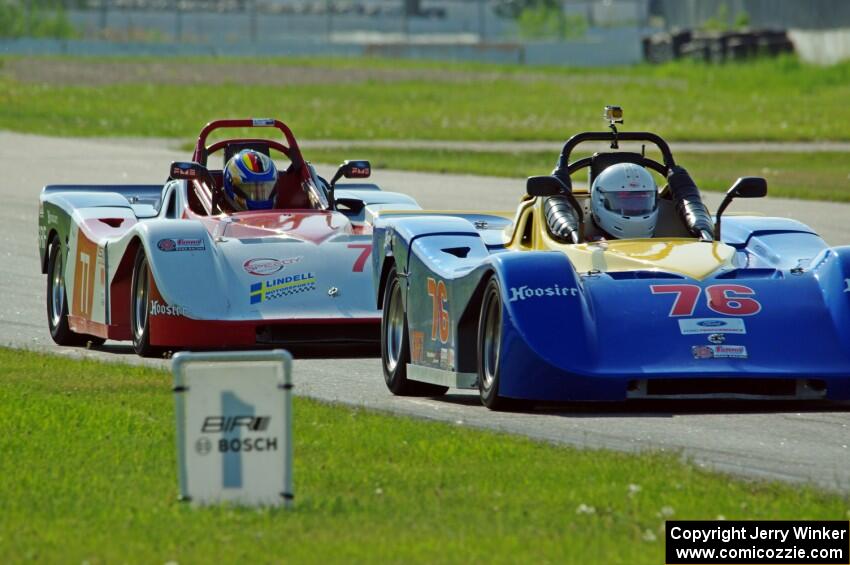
[371,111,850,410]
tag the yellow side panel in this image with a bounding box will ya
[506,198,735,280]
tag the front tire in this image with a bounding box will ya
[46,238,104,347]
[130,246,160,357]
[381,268,448,396]
[477,277,523,411]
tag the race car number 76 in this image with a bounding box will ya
[427,277,450,343]
[650,284,762,317]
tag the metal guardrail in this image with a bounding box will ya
[651,0,850,32]
[642,28,794,64]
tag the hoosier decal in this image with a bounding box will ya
[250,272,316,304]
[508,284,579,303]
[149,299,188,317]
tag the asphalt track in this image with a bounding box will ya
[2,132,849,490]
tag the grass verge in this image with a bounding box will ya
[3,55,850,141]
[0,347,847,563]
[307,147,850,202]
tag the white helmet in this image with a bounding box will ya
[590,162,658,239]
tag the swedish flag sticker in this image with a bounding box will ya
[250,282,263,304]
[249,272,317,305]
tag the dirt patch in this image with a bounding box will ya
[3,56,683,88]
[5,57,496,86]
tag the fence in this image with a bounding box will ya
[2,0,653,66]
[4,0,649,43]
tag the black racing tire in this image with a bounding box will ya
[381,268,448,397]
[130,246,161,358]
[477,277,526,411]
[46,237,104,348]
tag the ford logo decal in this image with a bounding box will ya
[697,320,726,327]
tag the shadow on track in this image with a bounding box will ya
[92,342,136,355]
[427,394,849,417]
[88,342,379,360]
[533,399,850,417]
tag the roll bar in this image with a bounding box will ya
[191,118,304,168]
[552,131,677,183]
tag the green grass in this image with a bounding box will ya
[0,347,847,563]
[3,55,850,141]
[308,147,850,202]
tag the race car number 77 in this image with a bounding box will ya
[650,284,761,316]
[347,244,371,272]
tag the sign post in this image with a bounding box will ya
[172,350,293,508]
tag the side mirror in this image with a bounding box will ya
[330,160,371,188]
[728,176,767,199]
[170,161,202,180]
[170,161,214,184]
[526,175,566,197]
[327,160,371,212]
[170,161,222,213]
[526,175,585,242]
[715,176,767,240]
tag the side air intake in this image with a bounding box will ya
[667,166,714,241]
[544,196,581,244]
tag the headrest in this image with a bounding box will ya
[589,151,645,187]
[223,141,271,167]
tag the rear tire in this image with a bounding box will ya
[130,246,160,357]
[46,238,104,348]
[477,277,525,411]
[381,268,448,396]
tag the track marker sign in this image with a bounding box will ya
[172,350,293,508]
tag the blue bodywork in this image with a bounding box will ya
[372,212,850,402]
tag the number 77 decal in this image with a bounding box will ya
[650,284,761,317]
[347,244,372,272]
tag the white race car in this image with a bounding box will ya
[38,118,419,356]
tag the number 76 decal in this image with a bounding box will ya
[650,284,762,317]
[427,277,450,343]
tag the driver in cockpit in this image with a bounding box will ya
[222,149,279,211]
[589,162,658,240]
